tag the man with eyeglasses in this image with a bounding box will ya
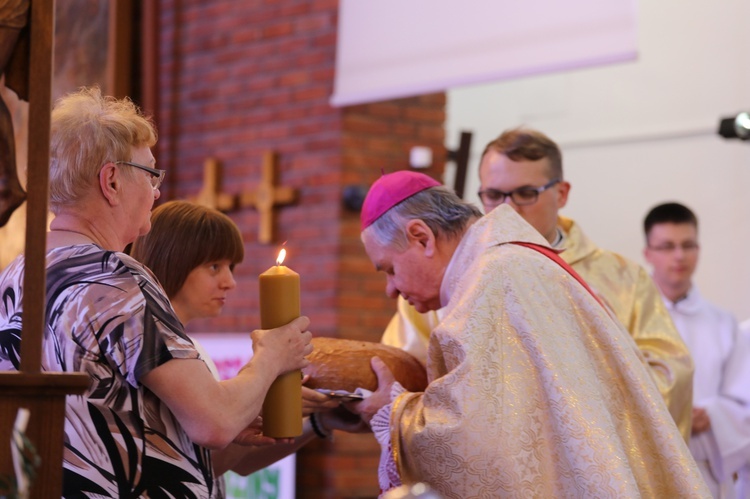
[381,127,694,442]
[644,202,750,498]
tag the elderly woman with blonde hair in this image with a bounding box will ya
[0,87,312,497]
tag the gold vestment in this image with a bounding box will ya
[388,206,708,497]
[557,216,693,441]
[382,215,693,441]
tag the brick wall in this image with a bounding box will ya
[158,0,343,338]
[296,96,446,498]
[337,97,446,343]
[156,1,445,497]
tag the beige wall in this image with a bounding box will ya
[447,0,750,320]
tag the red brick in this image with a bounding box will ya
[279,3,310,17]
[343,115,393,135]
[262,21,293,38]
[311,0,340,11]
[311,31,337,47]
[294,13,332,32]
[403,106,446,122]
[293,86,330,102]
[279,70,311,87]
[418,92,447,105]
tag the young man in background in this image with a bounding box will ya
[644,202,750,498]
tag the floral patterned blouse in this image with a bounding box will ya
[0,244,217,498]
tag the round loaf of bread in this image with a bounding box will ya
[303,337,428,393]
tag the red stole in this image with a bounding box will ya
[510,241,606,309]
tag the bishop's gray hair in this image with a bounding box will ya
[364,186,482,251]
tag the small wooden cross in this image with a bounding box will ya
[191,158,237,212]
[239,151,297,244]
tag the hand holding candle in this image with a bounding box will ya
[259,248,306,438]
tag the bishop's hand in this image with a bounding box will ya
[347,357,396,425]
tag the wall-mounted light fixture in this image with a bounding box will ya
[718,112,750,141]
[409,146,433,169]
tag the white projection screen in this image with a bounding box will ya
[331,0,638,107]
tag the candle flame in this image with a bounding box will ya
[276,248,287,266]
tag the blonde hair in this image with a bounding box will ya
[49,86,157,212]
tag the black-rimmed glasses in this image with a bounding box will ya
[115,161,166,190]
[477,178,561,207]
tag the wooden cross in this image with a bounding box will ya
[191,157,236,212]
[191,152,297,244]
[239,151,297,244]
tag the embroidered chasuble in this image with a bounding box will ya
[556,215,693,441]
[382,206,708,498]
[382,214,694,442]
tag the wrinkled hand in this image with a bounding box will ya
[692,407,711,435]
[301,376,340,416]
[251,316,313,377]
[233,417,294,446]
[347,357,395,425]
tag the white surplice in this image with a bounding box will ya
[664,288,750,498]
[733,320,750,499]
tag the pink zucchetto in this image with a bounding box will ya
[360,171,441,230]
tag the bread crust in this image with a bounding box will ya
[303,337,428,392]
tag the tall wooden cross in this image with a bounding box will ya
[191,157,236,212]
[239,151,297,245]
[192,151,297,244]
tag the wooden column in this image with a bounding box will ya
[0,373,89,497]
[0,0,89,496]
[448,130,473,200]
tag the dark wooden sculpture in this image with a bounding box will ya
[0,0,29,227]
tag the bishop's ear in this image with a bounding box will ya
[404,219,435,253]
